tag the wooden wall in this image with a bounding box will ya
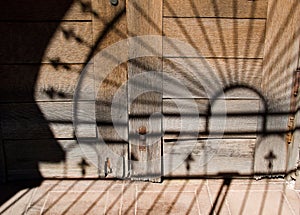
[0,0,128,181]
[0,0,299,181]
[162,0,268,176]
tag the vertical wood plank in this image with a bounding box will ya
[92,0,128,178]
[256,0,300,175]
[127,0,163,181]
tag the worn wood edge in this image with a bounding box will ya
[260,0,300,176]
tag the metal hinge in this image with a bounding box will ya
[286,69,300,144]
[286,116,295,144]
[293,69,300,96]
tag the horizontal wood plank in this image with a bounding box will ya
[0,64,83,102]
[164,139,256,176]
[5,139,128,180]
[4,140,99,179]
[163,99,261,139]
[0,102,74,140]
[0,22,92,64]
[0,101,128,141]
[0,0,92,20]
[163,58,263,98]
[163,18,266,58]
[164,0,268,18]
[1,98,270,141]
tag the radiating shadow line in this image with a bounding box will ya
[209,177,232,215]
[123,182,150,214]
[42,180,78,213]
[187,180,206,215]
[232,0,239,84]
[104,181,135,214]
[0,189,32,214]
[61,180,98,215]
[185,0,228,85]
[79,180,116,215]
[262,51,300,103]
[278,182,287,215]
[258,177,270,215]
[241,0,263,85]
[26,180,61,212]
[164,1,226,94]
[145,180,170,215]
[165,180,188,214]
[211,0,232,84]
[238,180,253,215]
[262,0,299,72]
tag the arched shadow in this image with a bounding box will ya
[0,0,78,208]
[207,84,269,136]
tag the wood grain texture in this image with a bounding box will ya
[163,18,266,58]
[92,0,126,52]
[0,102,74,140]
[0,22,92,64]
[287,62,300,173]
[92,0,128,178]
[127,0,163,181]
[163,99,260,140]
[4,140,100,180]
[0,0,92,21]
[258,0,300,175]
[0,64,83,102]
[164,0,267,18]
[1,99,126,138]
[163,58,263,98]
[164,139,256,176]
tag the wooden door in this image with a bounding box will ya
[161,0,300,178]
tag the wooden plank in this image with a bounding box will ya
[163,18,266,58]
[164,0,268,18]
[91,0,128,178]
[164,139,256,177]
[0,102,74,140]
[0,64,82,102]
[163,58,263,98]
[163,99,260,140]
[0,22,92,64]
[293,65,300,185]
[4,140,100,180]
[92,0,126,52]
[127,0,163,181]
[0,0,92,20]
[1,100,128,141]
[257,0,300,175]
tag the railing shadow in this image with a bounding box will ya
[0,0,299,214]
